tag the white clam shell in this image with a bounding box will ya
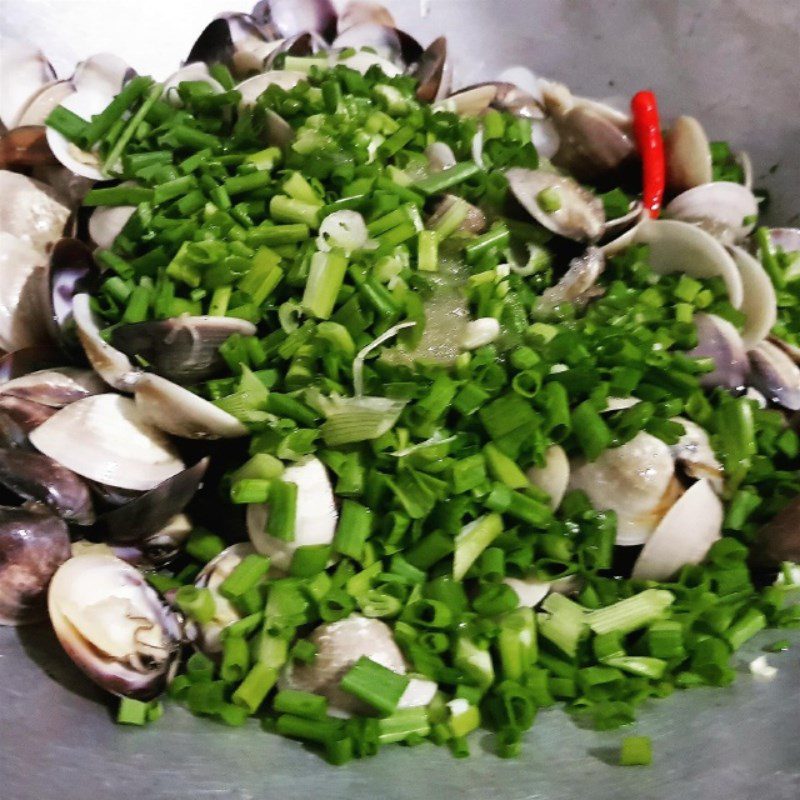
[280,614,406,717]
[632,479,722,581]
[665,115,712,192]
[0,38,56,129]
[72,53,131,97]
[504,576,551,608]
[248,456,338,571]
[16,80,76,127]
[568,431,681,545]
[48,554,181,699]
[506,167,605,242]
[0,367,106,407]
[88,204,136,250]
[30,394,185,491]
[336,51,402,76]
[72,293,141,391]
[134,373,247,439]
[727,245,777,347]
[627,219,744,308]
[436,84,498,117]
[459,317,500,350]
[162,62,224,105]
[748,340,800,411]
[769,228,800,255]
[664,181,759,242]
[0,170,70,254]
[527,444,570,510]
[0,232,51,352]
[45,89,110,180]
[236,70,307,107]
[670,418,724,495]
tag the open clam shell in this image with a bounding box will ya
[664,182,759,243]
[410,36,450,103]
[186,13,275,79]
[664,115,712,192]
[669,418,724,495]
[45,89,109,180]
[109,316,257,385]
[16,81,76,127]
[506,167,605,242]
[688,312,749,390]
[48,554,182,699]
[0,395,57,434]
[0,366,105,408]
[332,23,423,68]
[29,393,186,491]
[748,339,800,411]
[247,456,338,571]
[336,1,396,33]
[96,458,209,543]
[632,479,722,581]
[727,245,777,347]
[0,39,56,130]
[503,576,551,608]
[537,247,605,311]
[0,505,70,625]
[88,204,136,250]
[236,70,307,106]
[252,0,338,40]
[0,449,95,525]
[133,373,248,439]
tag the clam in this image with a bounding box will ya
[0,233,51,352]
[768,228,800,255]
[0,408,28,449]
[424,141,457,172]
[506,168,605,242]
[526,444,570,510]
[72,53,134,97]
[0,506,70,625]
[753,495,800,567]
[727,245,777,347]
[0,39,56,130]
[72,293,141,392]
[632,479,722,581]
[336,50,403,76]
[252,0,338,40]
[748,339,800,411]
[669,418,724,494]
[444,81,545,120]
[96,459,208,543]
[539,80,635,182]
[0,395,57,433]
[0,367,106,407]
[0,170,71,254]
[133,373,248,439]
[664,115,712,192]
[190,543,255,654]
[332,23,423,68]
[162,63,224,104]
[110,316,257,385]
[280,614,408,716]
[687,313,749,390]
[0,449,94,524]
[88,203,136,250]
[438,84,500,118]
[248,456,338,571]
[567,431,683,545]
[663,182,759,243]
[15,82,75,128]
[186,13,276,79]
[537,247,605,311]
[29,394,186,491]
[625,219,744,308]
[48,554,182,699]
[139,513,194,566]
[410,36,451,103]
[236,71,307,107]
[336,1,395,33]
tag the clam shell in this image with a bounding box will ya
[727,245,776,347]
[72,53,132,96]
[16,80,76,127]
[236,70,306,106]
[664,181,759,242]
[627,219,744,308]
[632,479,722,581]
[504,576,551,608]
[162,62,224,104]
[768,227,800,255]
[134,373,247,439]
[29,393,186,491]
[0,367,106,407]
[48,554,182,699]
[0,39,56,129]
[336,1,396,33]
[253,0,338,39]
[0,170,70,254]
[88,204,136,250]
[688,312,749,390]
[537,247,604,310]
[45,89,109,180]
[527,444,570,510]
[664,115,712,192]
[0,506,70,625]
[332,23,422,67]
[411,36,450,103]
[748,339,800,411]
[669,418,724,495]
[247,456,337,571]
[506,167,605,242]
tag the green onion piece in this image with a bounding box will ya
[273,690,328,720]
[275,714,345,745]
[620,736,653,766]
[333,499,372,560]
[417,229,439,272]
[270,195,321,227]
[302,250,348,319]
[586,590,675,635]
[45,105,90,144]
[497,607,537,679]
[605,656,667,679]
[571,400,613,461]
[266,480,298,541]
[536,186,562,213]
[483,443,529,489]
[248,223,310,246]
[414,161,481,195]
[220,636,251,683]
[103,83,164,174]
[340,657,410,716]
[232,663,278,713]
[186,652,215,682]
[218,554,270,600]
[289,545,331,577]
[464,223,510,262]
[83,185,154,207]
[447,699,481,737]
[230,478,271,504]
[378,707,431,744]
[453,513,503,581]
[174,585,216,623]
[117,697,161,726]
[454,637,495,691]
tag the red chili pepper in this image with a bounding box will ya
[630,90,666,218]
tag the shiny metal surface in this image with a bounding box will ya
[1,2,799,798]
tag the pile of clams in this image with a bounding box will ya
[0,0,797,711]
